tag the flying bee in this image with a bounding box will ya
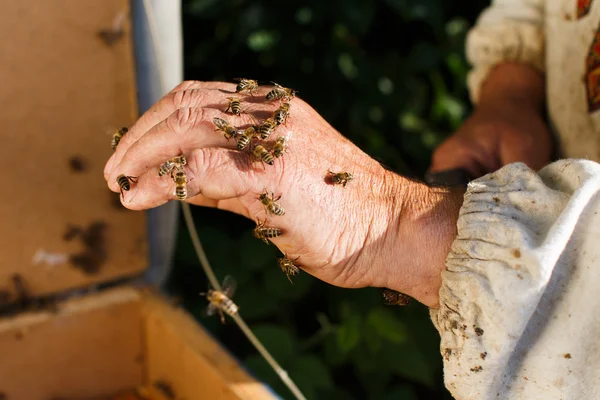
[258,190,285,216]
[213,117,238,140]
[201,276,238,324]
[116,174,137,199]
[253,144,274,166]
[328,170,354,187]
[158,155,187,177]
[273,102,290,125]
[272,136,287,158]
[234,78,259,96]
[266,82,297,102]
[173,166,188,200]
[253,219,282,244]
[258,117,278,140]
[278,254,300,283]
[111,127,128,150]
[237,126,257,150]
[381,288,411,306]
[225,97,243,115]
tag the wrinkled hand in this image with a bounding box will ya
[104,81,460,307]
[430,63,553,179]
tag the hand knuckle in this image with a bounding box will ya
[168,107,205,135]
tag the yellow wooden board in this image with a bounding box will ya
[0,0,146,297]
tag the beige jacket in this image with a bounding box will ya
[432,2,600,399]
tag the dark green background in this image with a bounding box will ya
[167,1,488,398]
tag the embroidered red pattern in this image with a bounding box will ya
[585,25,600,112]
[578,0,593,18]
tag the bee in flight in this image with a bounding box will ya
[266,82,297,102]
[278,254,300,283]
[258,190,285,216]
[328,170,354,188]
[225,97,243,116]
[237,126,257,150]
[213,117,238,140]
[233,78,259,96]
[380,288,411,306]
[273,102,290,125]
[258,117,278,140]
[253,219,282,244]
[253,144,274,166]
[116,174,137,200]
[158,155,187,177]
[111,127,128,150]
[173,166,188,200]
[272,136,287,158]
[201,276,239,324]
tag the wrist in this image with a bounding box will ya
[375,175,463,308]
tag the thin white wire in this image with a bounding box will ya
[138,2,306,399]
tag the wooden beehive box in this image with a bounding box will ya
[0,1,275,399]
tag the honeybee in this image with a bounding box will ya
[111,127,128,150]
[381,288,411,306]
[158,155,187,177]
[234,78,259,96]
[225,97,242,115]
[253,219,282,244]
[278,254,300,283]
[173,166,188,200]
[273,102,290,125]
[116,174,137,199]
[272,136,287,158]
[258,118,278,140]
[258,190,285,216]
[328,170,354,187]
[253,144,274,166]
[266,82,297,102]
[202,276,239,324]
[213,117,238,140]
[237,126,257,150]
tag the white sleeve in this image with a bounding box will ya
[466,0,545,104]
[430,160,600,400]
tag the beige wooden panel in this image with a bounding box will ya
[0,287,143,400]
[0,0,146,297]
[141,291,278,400]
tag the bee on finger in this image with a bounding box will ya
[225,97,243,116]
[201,276,238,324]
[258,190,285,216]
[252,144,274,166]
[252,219,282,244]
[278,254,301,283]
[173,166,188,200]
[213,117,238,140]
[258,117,278,140]
[381,288,411,306]
[111,127,128,150]
[266,82,297,102]
[237,126,258,150]
[272,136,288,158]
[158,155,187,177]
[233,78,259,96]
[273,102,291,125]
[116,174,137,200]
[328,170,354,187]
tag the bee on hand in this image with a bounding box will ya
[266,82,297,102]
[233,78,259,96]
[381,288,411,306]
[225,97,243,116]
[278,254,301,283]
[213,117,238,140]
[253,219,282,244]
[273,102,291,125]
[258,191,285,216]
[328,170,354,187]
[201,276,239,324]
[116,174,137,200]
[253,144,275,166]
[111,127,128,150]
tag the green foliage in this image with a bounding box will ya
[169,0,489,398]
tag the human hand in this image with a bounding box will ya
[429,63,553,178]
[104,81,461,307]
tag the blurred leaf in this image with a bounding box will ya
[252,324,297,364]
[290,355,334,398]
[247,30,279,52]
[336,314,361,354]
[295,7,313,25]
[383,342,437,387]
[338,53,359,80]
[234,283,280,319]
[238,231,279,271]
[367,308,409,344]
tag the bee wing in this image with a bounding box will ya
[269,81,283,88]
[232,77,245,82]
[221,275,237,298]
[213,117,229,129]
[203,302,219,317]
